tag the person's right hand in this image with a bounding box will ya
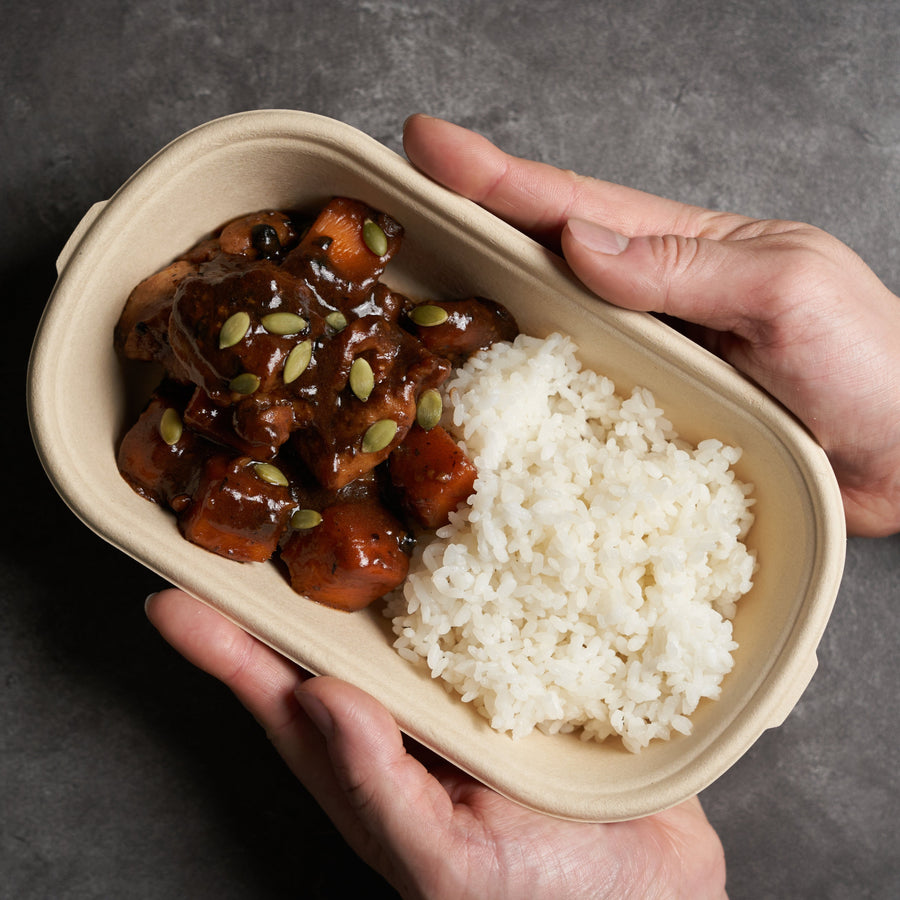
[403,115,900,537]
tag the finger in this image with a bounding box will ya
[560,216,799,336]
[403,113,579,244]
[402,114,748,242]
[144,588,307,738]
[296,677,457,888]
[144,589,355,809]
[145,590,403,859]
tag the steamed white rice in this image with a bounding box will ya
[385,332,756,752]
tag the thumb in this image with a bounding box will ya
[561,216,775,336]
[295,677,454,884]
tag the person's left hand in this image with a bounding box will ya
[145,588,727,900]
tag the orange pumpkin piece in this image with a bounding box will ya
[178,455,294,562]
[280,500,411,610]
[388,424,477,529]
[282,197,403,307]
[116,391,208,507]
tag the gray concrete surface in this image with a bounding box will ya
[5,1,899,897]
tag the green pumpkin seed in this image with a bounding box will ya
[219,311,251,349]
[159,407,183,445]
[416,389,442,431]
[229,372,260,395]
[362,418,397,453]
[283,340,312,383]
[362,219,388,257]
[325,311,347,331]
[349,357,374,401]
[253,462,289,487]
[261,311,307,335]
[291,508,323,530]
[410,304,449,327]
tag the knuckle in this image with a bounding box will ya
[645,234,704,312]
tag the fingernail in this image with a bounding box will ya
[404,112,433,129]
[567,217,629,255]
[297,690,334,740]
[144,592,158,612]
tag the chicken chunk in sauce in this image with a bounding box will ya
[115,197,518,610]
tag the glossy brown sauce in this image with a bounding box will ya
[115,198,518,610]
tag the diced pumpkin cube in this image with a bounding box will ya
[388,424,477,529]
[178,455,294,562]
[116,390,208,507]
[282,197,403,308]
[280,499,411,610]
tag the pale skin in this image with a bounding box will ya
[146,114,900,900]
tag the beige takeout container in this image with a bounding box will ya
[27,110,846,822]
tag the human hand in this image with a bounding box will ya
[145,588,727,900]
[402,115,900,537]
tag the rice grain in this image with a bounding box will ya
[385,332,756,752]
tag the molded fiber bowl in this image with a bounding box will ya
[27,110,846,822]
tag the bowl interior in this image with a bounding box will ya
[28,110,845,821]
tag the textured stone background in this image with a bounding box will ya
[5,2,899,897]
